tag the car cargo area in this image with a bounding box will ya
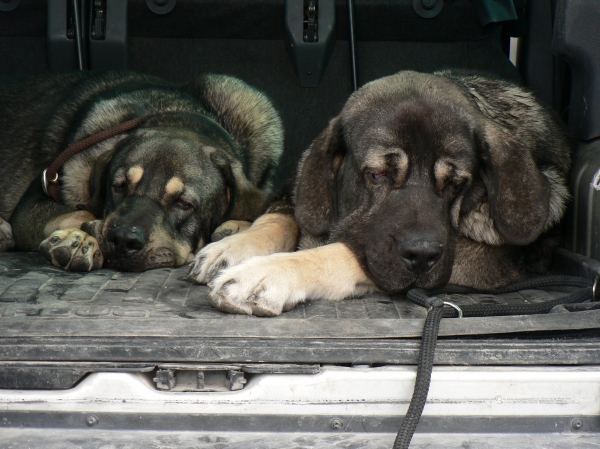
[1,0,600,448]
[0,248,599,448]
[0,249,599,372]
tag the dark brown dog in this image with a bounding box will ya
[0,71,283,272]
[190,70,571,315]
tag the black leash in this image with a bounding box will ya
[393,275,596,449]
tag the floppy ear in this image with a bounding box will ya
[294,117,345,237]
[210,152,266,222]
[477,123,550,246]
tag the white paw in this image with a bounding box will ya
[208,253,306,316]
[206,243,378,316]
[40,228,104,271]
[0,217,14,252]
[190,231,269,284]
[190,214,298,285]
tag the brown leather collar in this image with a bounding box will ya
[42,116,149,201]
[41,110,227,202]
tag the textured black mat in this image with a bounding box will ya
[1,252,599,366]
[0,252,590,322]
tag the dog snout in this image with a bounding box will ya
[106,226,146,257]
[396,237,444,274]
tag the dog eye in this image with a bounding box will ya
[367,171,388,184]
[112,182,126,193]
[445,180,462,195]
[174,197,193,210]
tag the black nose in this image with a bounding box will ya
[106,226,145,257]
[398,240,443,274]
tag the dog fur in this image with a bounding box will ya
[190,70,572,315]
[0,71,283,271]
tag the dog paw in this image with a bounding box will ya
[211,220,251,242]
[190,234,278,284]
[189,234,250,285]
[190,213,299,285]
[40,228,104,271]
[207,243,378,316]
[208,254,305,316]
[0,217,14,252]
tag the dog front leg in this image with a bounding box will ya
[208,242,378,316]
[190,212,299,284]
[9,178,103,271]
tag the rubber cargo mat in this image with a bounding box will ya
[0,252,599,339]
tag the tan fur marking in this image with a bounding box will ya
[43,211,97,238]
[195,237,206,253]
[206,242,377,316]
[146,226,191,266]
[281,243,375,298]
[190,213,300,285]
[127,166,144,185]
[165,177,185,197]
[459,202,504,245]
[434,159,454,184]
[397,151,409,173]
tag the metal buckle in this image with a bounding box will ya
[427,299,463,318]
[443,301,463,318]
[41,169,58,196]
[592,277,599,302]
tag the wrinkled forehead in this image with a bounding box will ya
[111,130,220,179]
[348,96,471,140]
[347,100,477,174]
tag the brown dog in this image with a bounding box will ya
[190,70,571,316]
[0,71,283,272]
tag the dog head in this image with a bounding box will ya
[295,71,569,292]
[75,121,267,271]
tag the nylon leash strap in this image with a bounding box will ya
[393,275,596,449]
